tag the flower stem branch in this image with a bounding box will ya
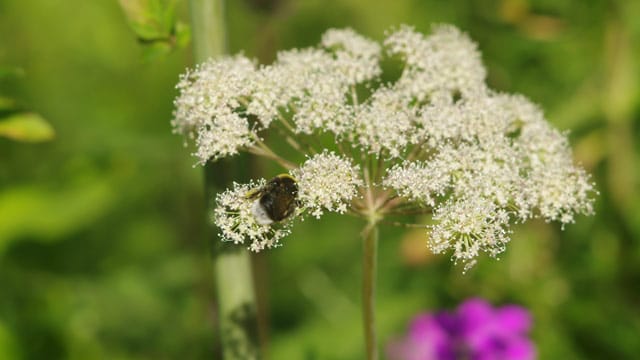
[247,137,297,170]
[362,221,379,360]
[362,156,379,360]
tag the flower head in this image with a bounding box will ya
[385,24,487,102]
[292,151,363,218]
[173,24,595,264]
[321,27,382,84]
[172,55,255,136]
[388,298,535,360]
[214,180,293,252]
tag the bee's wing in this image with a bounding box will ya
[244,187,264,200]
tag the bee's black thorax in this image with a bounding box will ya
[259,175,298,222]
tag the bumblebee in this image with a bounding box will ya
[246,174,298,225]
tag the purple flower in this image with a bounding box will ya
[387,298,535,360]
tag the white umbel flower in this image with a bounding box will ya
[174,24,595,267]
[321,28,382,84]
[353,87,415,158]
[429,195,511,265]
[515,119,595,223]
[248,48,337,129]
[172,55,255,137]
[172,55,257,162]
[292,152,363,219]
[214,180,293,252]
[383,153,456,207]
[193,108,253,165]
[385,24,487,102]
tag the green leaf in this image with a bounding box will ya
[174,21,191,49]
[0,112,55,142]
[154,0,177,34]
[119,0,147,25]
[130,22,169,41]
[119,0,176,41]
[141,41,173,63]
[119,0,189,62]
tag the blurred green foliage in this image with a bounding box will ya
[0,67,54,143]
[119,0,191,61]
[1,0,639,359]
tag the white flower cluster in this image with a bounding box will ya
[173,28,382,164]
[172,56,257,164]
[214,153,362,251]
[292,152,363,218]
[352,87,415,158]
[383,94,594,263]
[385,24,487,102]
[174,24,595,264]
[214,180,293,252]
[429,196,511,267]
[321,28,382,84]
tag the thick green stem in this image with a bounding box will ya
[362,222,379,360]
[189,0,226,62]
[212,245,259,360]
[189,1,260,359]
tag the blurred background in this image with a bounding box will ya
[1,0,639,358]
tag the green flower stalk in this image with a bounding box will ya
[187,0,260,359]
[172,25,595,359]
